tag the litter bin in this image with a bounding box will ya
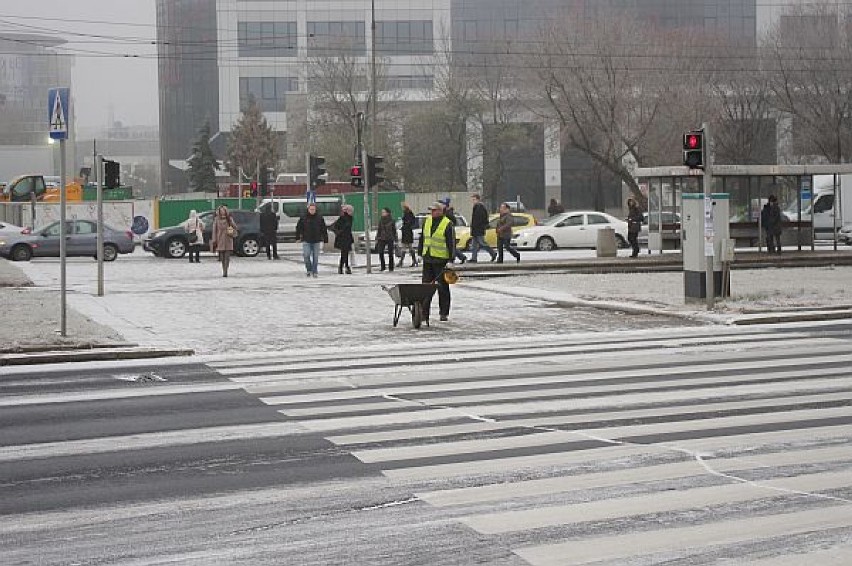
[596,227,617,257]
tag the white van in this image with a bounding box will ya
[257,196,342,242]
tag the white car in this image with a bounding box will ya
[512,211,628,251]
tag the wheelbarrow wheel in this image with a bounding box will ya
[412,301,423,329]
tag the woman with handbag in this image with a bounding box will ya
[211,205,238,277]
[182,209,205,264]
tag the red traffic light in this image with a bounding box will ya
[350,165,362,177]
[685,134,701,150]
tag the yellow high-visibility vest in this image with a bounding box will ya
[422,216,452,259]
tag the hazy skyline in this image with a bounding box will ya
[0,1,159,130]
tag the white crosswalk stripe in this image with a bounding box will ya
[216,326,852,565]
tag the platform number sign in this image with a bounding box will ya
[48,87,71,140]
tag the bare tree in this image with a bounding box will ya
[763,2,852,163]
[526,11,671,202]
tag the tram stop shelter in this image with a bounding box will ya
[634,164,852,253]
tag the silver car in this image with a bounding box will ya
[0,219,135,262]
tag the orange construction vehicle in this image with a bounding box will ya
[0,174,83,203]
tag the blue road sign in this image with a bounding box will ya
[48,87,71,140]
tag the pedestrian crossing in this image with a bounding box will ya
[210,325,852,565]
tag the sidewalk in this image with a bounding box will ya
[469,265,852,325]
[0,259,129,354]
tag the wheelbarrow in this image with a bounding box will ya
[382,283,437,329]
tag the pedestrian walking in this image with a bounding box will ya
[440,197,467,264]
[182,209,205,264]
[331,204,354,274]
[211,205,238,277]
[260,203,280,260]
[547,198,565,216]
[376,207,397,272]
[296,202,328,277]
[397,202,419,267]
[627,198,643,258]
[496,203,520,263]
[418,202,456,322]
[468,193,496,262]
[761,194,783,253]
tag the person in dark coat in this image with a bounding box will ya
[375,207,397,272]
[495,203,520,263]
[440,197,467,264]
[397,202,418,268]
[626,198,643,258]
[418,202,456,322]
[259,203,280,260]
[295,202,328,277]
[468,193,496,262]
[761,194,783,253]
[547,198,565,216]
[331,204,354,274]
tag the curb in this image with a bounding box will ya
[729,310,852,326]
[0,347,195,367]
[0,342,137,355]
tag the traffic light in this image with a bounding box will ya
[350,164,363,188]
[366,154,384,188]
[250,181,258,197]
[104,160,120,189]
[309,155,327,187]
[259,167,270,197]
[683,130,704,169]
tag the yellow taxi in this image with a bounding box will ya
[456,213,538,251]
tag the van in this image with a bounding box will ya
[257,196,342,242]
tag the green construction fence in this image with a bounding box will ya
[156,193,405,231]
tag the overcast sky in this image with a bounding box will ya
[0,1,158,130]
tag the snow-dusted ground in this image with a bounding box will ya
[492,265,852,314]
[14,246,687,354]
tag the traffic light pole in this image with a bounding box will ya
[96,154,104,297]
[703,122,715,311]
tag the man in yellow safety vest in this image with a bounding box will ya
[418,201,456,322]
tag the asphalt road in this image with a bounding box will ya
[2,322,851,565]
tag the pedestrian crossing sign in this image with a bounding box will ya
[48,87,71,140]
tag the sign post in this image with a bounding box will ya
[49,87,71,336]
[702,122,714,310]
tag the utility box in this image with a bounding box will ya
[682,193,730,301]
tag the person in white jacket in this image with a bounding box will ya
[183,209,205,263]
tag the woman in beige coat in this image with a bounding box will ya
[211,205,238,277]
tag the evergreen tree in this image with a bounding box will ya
[187,121,219,191]
[226,97,279,181]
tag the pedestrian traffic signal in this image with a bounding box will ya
[350,164,363,188]
[683,131,704,169]
[309,155,327,187]
[104,160,120,189]
[259,168,269,197]
[367,154,384,187]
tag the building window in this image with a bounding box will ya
[307,21,366,56]
[376,20,434,55]
[385,75,434,90]
[239,77,298,112]
[238,21,297,57]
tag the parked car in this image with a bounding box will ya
[0,221,29,236]
[357,213,468,253]
[257,196,341,242]
[511,211,628,250]
[456,213,537,251]
[143,209,262,258]
[0,219,134,261]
